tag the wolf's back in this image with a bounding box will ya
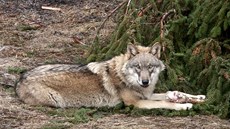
[20,64,87,80]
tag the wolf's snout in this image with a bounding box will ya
[141,80,149,87]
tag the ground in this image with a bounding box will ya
[0,0,230,129]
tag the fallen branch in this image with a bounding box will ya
[41,6,61,11]
[160,9,176,51]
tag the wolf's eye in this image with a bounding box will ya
[148,65,152,69]
[134,64,141,70]
[148,64,154,69]
[148,64,159,71]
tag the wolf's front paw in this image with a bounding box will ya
[175,103,193,110]
[166,91,185,103]
[166,91,179,102]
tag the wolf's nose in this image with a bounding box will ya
[142,80,149,85]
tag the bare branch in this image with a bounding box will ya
[160,9,176,51]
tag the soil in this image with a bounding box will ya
[0,0,230,129]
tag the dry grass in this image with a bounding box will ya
[0,1,230,129]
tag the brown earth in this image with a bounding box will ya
[0,1,230,129]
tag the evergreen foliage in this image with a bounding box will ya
[87,0,230,118]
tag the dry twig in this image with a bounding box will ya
[71,36,86,46]
[41,6,61,11]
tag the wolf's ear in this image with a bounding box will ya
[150,42,161,58]
[127,43,138,56]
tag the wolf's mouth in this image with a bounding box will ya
[140,84,149,88]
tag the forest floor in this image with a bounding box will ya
[0,0,230,129]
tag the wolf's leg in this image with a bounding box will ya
[135,100,193,110]
[149,93,167,100]
[166,91,206,103]
[120,89,192,110]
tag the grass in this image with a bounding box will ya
[41,123,71,129]
[44,59,59,64]
[16,24,38,31]
[37,106,109,127]
[26,51,36,58]
[37,104,130,129]
[7,66,26,74]
[33,99,220,129]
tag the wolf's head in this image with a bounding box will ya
[123,43,165,88]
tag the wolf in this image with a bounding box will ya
[16,43,205,110]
